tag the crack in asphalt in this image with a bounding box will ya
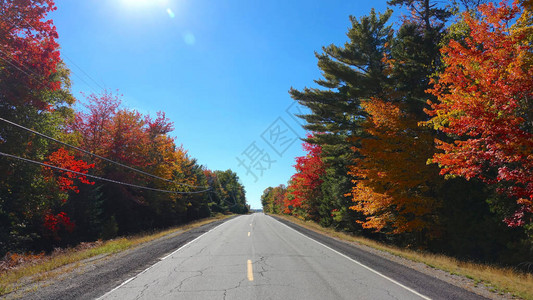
[386,289,402,300]
[222,278,247,300]
[175,269,206,293]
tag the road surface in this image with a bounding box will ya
[98,213,487,300]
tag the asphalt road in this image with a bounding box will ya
[18,217,234,300]
[98,213,487,300]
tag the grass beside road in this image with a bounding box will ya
[0,214,232,296]
[274,214,533,300]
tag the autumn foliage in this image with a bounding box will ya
[2,0,533,269]
[265,0,533,264]
[43,148,94,193]
[285,135,325,217]
[424,2,533,228]
[261,185,288,215]
[0,1,248,257]
[0,0,61,110]
[348,99,439,234]
[66,91,247,233]
[43,212,75,234]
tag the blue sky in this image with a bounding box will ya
[52,0,391,209]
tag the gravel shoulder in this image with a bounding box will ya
[4,217,234,300]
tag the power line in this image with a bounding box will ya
[0,48,44,79]
[212,174,239,207]
[0,52,37,80]
[2,19,209,190]
[1,45,195,188]
[0,151,211,195]
[1,49,100,97]
[4,19,104,95]
[1,46,101,96]
[0,50,94,102]
[0,117,210,189]
[64,56,106,92]
[0,46,208,189]
[21,19,107,94]
[65,65,101,95]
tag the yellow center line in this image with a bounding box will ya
[248,232,251,237]
[247,259,254,281]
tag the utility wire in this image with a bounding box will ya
[213,174,239,207]
[0,117,210,189]
[0,48,43,79]
[0,53,36,79]
[1,45,100,95]
[3,19,101,96]
[15,19,106,94]
[2,20,209,190]
[64,56,106,92]
[0,152,211,195]
[0,49,208,189]
[0,50,99,103]
[64,66,101,95]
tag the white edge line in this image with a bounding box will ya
[160,220,229,260]
[270,216,432,300]
[96,219,232,299]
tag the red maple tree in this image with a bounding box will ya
[43,148,94,193]
[43,211,75,233]
[0,0,61,110]
[286,134,325,216]
[424,2,533,227]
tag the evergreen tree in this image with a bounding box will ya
[289,9,394,227]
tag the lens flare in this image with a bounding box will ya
[166,8,175,18]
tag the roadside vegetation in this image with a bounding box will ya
[0,214,231,296]
[0,0,249,261]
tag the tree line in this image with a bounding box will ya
[262,0,533,267]
[0,0,248,256]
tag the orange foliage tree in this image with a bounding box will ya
[261,184,287,214]
[348,99,440,235]
[68,91,216,233]
[424,2,533,228]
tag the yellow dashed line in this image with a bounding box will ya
[247,260,254,281]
